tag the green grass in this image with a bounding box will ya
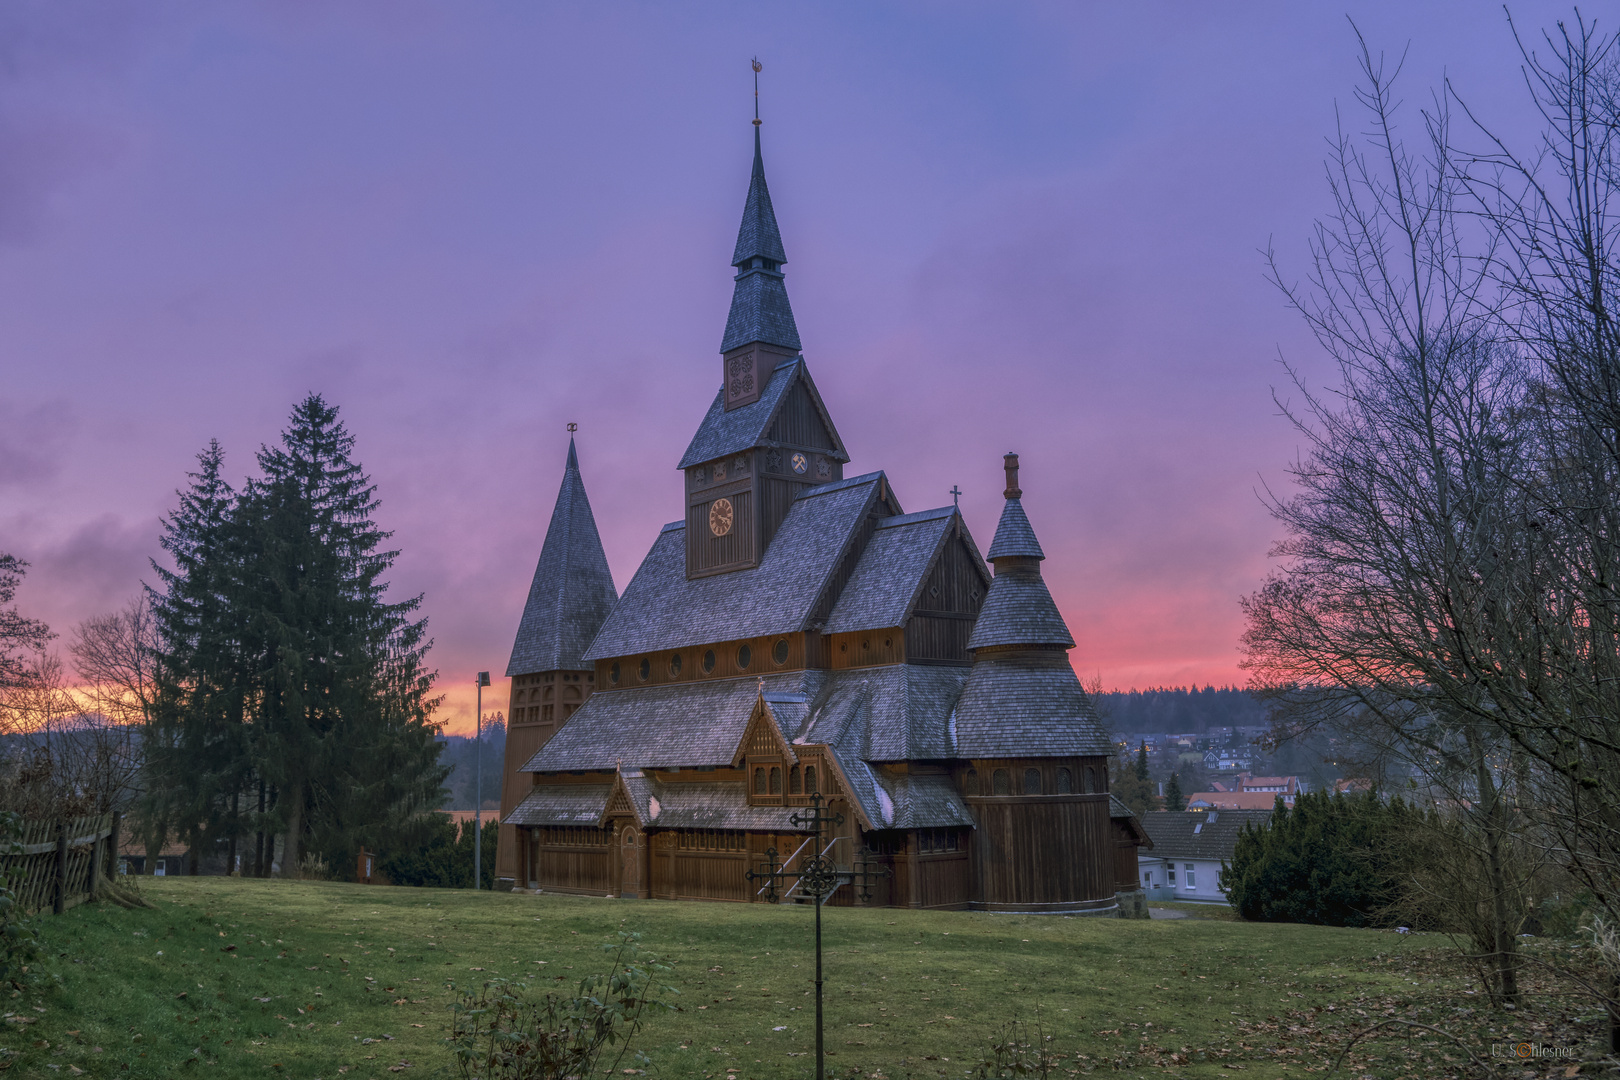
[0,878,1606,1079]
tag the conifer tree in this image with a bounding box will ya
[1164,771,1186,812]
[145,441,252,867]
[236,395,445,872]
[1135,740,1149,781]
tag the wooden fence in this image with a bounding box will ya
[0,813,120,916]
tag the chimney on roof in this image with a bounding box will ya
[1003,452,1022,499]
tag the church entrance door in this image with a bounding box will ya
[619,827,641,898]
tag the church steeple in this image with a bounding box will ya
[720,91,801,410]
[506,437,619,677]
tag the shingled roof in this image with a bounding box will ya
[677,358,848,469]
[721,126,800,353]
[824,508,990,635]
[505,440,619,676]
[1139,810,1272,862]
[952,659,1113,757]
[582,472,885,659]
[985,497,1045,560]
[966,573,1074,651]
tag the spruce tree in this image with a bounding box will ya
[238,395,445,873]
[146,441,252,868]
[1164,771,1186,811]
[1135,740,1149,781]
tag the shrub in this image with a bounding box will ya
[0,810,40,988]
[446,930,676,1079]
[1223,789,1417,927]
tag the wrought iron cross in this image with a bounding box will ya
[950,484,962,508]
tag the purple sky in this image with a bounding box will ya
[0,3,1571,733]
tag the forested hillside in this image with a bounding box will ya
[1093,686,1267,733]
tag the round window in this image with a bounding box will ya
[702,649,716,674]
[772,639,789,665]
[669,653,683,676]
[737,644,752,669]
[609,662,620,686]
[638,658,650,681]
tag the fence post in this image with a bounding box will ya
[88,818,103,898]
[54,823,68,915]
[108,812,122,881]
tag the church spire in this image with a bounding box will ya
[506,436,619,676]
[720,64,801,361]
[969,453,1074,652]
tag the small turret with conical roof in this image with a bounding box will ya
[955,452,1107,760]
[967,453,1075,655]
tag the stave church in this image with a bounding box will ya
[492,118,1149,914]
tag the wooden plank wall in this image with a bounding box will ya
[965,795,1114,910]
[528,828,613,895]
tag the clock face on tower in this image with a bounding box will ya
[791,452,808,474]
[709,498,734,537]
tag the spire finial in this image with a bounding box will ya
[751,57,762,126]
[1003,453,1022,499]
[950,484,962,508]
[567,422,577,433]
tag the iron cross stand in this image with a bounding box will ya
[746,792,891,1080]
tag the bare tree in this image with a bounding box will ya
[1242,27,1534,1003]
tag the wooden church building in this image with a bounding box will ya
[493,122,1149,914]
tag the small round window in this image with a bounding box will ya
[737,644,752,669]
[702,649,716,674]
[669,653,683,676]
[638,658,650,681]
[609,662,620,686]
[772,639,789,665]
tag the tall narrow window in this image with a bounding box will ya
[1085,767,1096,793]
[805,766,818,793]
[965,768,980,796]
[992,769,1010,795]
[1023,768,1042,795]
[790,766,802,794]
[754,769,766,795]
[1055,768,1072,794]
[1185,864,1196,890]
[769,767,782,795]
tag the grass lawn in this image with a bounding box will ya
[0,877,1607,1079]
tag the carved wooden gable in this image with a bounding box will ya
[731,695,798,768]
[598,773,644,827]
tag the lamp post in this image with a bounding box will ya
[474,670,490,890]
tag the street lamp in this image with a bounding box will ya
[474,671,490,890]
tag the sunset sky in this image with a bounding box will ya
[0,3,1572,733]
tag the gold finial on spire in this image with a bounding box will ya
[751,57,762,126]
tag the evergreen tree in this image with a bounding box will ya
[145,441,252,868]
[1135,740,1149,781]
[145,398,447,878]
[1164,771,1186,811]
[1223,789,1416,926]
[1111,751,1160,817]
[237,395,445,873]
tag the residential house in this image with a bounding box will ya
[1137,809,1271,904]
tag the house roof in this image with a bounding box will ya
[677,358,848,469]
[823,508,990,635]
[952,658,1112,758]
[506,440,619,676]
[1138,809,1272,861]
[582,472,884,659]
[1187,791,1291,811]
